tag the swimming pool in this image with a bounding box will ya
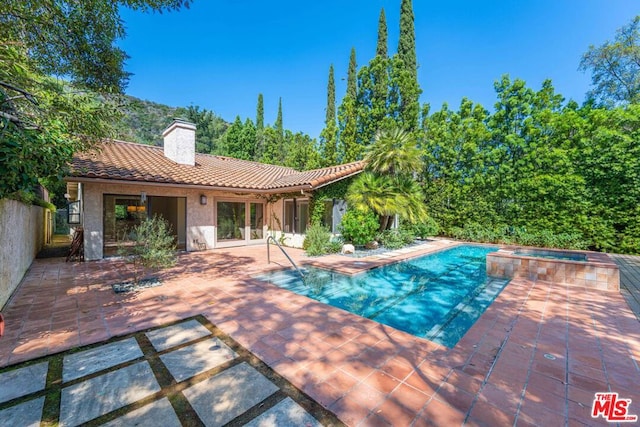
[254,245,509,347]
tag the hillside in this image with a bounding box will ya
[113,96,229,148]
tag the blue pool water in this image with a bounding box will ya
[255,245,509,347]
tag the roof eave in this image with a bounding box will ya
[64,176,314,195]
[308,168,364,190]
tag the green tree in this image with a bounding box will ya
[356,9,392,152]
[320,65,338,165]
[222,116,256,160]
[259,126,281,165]
[275,97,284,140]
[179,105,228,154]
[338,48,359,162]
[240,118,257,160]
[0,0,189,198]
[283,131,321,170]
[394,0,421,131]
[117,215,177,286]
[347,127,427,230]
[580,15,640,105]
[255,93,265,160]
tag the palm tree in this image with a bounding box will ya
[364,127,423,176]
[346,127,427,230]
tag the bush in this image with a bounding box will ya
[117,215,177,285]
[406,217,439,238]
[303,223,341,256]
[448,223,588,250]
[339,208,379,246]
[377,228,415,250]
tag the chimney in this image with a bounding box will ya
[162,119,196,166]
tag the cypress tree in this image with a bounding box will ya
[398,0,417,79]
[395,0,421,131]
[255,93,265,160]
[347,48,357,100]
[275,97,284,163]
[376,8,388,58]
[256,93,264,130]
[339,48,359,162]
[320,64,338,165]
[275,97,283,139]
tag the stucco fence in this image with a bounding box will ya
[0,199,47,310]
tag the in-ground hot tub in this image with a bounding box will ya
[487,247,619,291]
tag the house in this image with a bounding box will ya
[65,119,364,260]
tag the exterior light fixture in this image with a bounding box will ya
[140,191,147,203]
[200,195,207,205]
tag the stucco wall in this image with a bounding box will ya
[80,182,276,259]
[0,199,44,309]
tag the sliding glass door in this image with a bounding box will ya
[216,201,265,246]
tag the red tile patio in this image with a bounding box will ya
[1,244,639,426]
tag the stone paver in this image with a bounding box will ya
[0,361,48,403]
[145,318,211,351]
[63,337,142,382]
[0,397,44,427]
[59,361,160,426]
[244,397,322,427]
[101,397,181,427]
[183,362,279,427]
[161,337,237,382]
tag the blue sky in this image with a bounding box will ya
[119,1,637,139]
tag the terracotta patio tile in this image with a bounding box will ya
[477,382,522,415]
[416,361,452,383]
[445,370,483,395]
[517,398,566,426]
[526,371,566,399]
[434,381,475,414]
[323,368,359,392]
[357,347,394,369]
[306,381,346,409]
[328,394,371,427]
[363,370,400,395]
[388,383,430,413]
[419,398,467,427]
[306,359,339,383]
[567,401,598,427]
[567,372,608,392]
[339,360,375,383]
[338,339,366,358]
[345,381,387,410]
[403,371,440,397]
[371,396,419,427]
[362,411,393,427]
[467,400,515,427]
[379,356,414,382]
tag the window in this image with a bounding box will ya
[319,199,346,233]
[67,200,81,224]
[217,201,246,241]
[283,199,309,234]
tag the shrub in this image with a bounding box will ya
[339,208,379,246]
[303,223,340,256]
[377,228,415,249]
[406,217,439,239]
[117,215,177,285]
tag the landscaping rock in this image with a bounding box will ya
[365,241,379,250]
[342,244,355,254]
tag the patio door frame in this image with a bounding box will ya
[214,199,266,248]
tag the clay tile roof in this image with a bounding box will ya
[70,140,365,192]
